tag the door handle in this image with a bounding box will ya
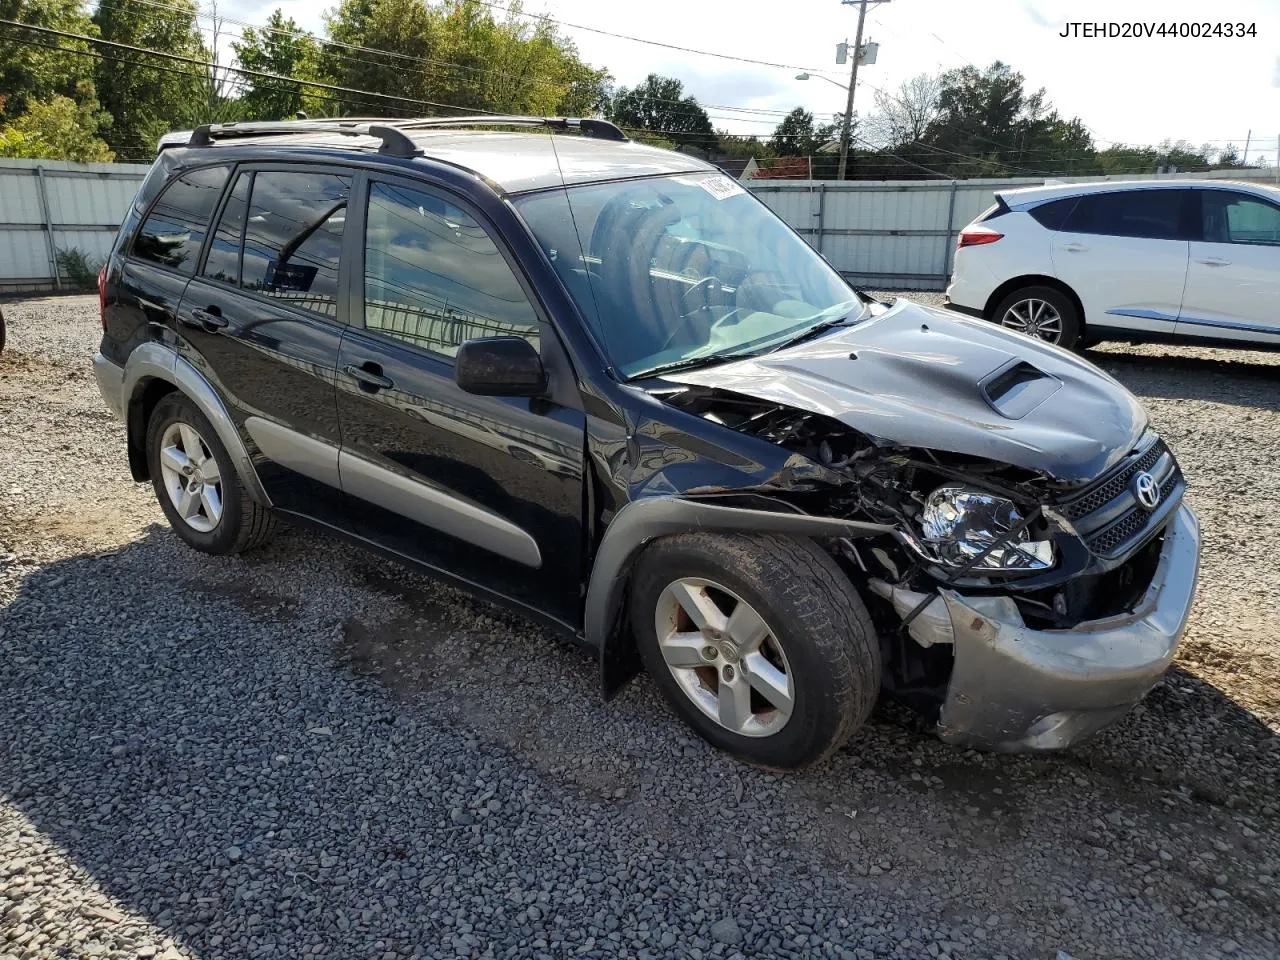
[182,306,228,331]
[1061,242,1088,253]
[344,362,394,391]
[1196,257,1231,267]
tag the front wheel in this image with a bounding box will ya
[991,285,1081,349]
[630,534,882,770]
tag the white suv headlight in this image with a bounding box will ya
[918,485,1054,572]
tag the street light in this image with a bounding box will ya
[794,72,848,91]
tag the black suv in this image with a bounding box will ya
[94,116,1199,769]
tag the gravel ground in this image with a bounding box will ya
[1,294,1278,960]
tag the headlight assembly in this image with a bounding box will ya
[917,485,1054,572]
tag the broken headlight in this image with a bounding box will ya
[917,485,1054,572]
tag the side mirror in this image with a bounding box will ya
[454,336,547,397]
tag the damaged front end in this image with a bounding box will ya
[658,383,1199,751]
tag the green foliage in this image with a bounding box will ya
[231,9,323,121]
[0,94,114,161]
[606,73,715,150]
[769,108,835,157]
[714,131,769,160]
[91,0,207,157]
[321,0,609,117]
[0,0,101,124]
[56,246,102,288]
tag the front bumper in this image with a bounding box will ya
[875,505,1200,751]
[93,352,125,420]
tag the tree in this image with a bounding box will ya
[0,94,114,161]
[769,107,835,157]
[321,0,608,118]
[92,0,208,157]
[231,9,322,121]
[714,131,769,159]
[866,72,942,148]
[607,73,715,149]
[916,61,1096,177]
[0,0,101,124]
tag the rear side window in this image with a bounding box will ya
[132,165,231,273]
[362,180,540,359]
[241,171,350,318]
[202,171,250,285]
[1063,189,1188,240]
[1028,197,1078,231]
[1201,191,1280,245]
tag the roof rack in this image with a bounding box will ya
[393,115,629,142]
[188,120,421,157]
[183,114,628,156]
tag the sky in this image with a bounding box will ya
[226,0,1280,162]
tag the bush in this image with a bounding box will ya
[56,247,102,290]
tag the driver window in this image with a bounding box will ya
[1203,191,1280,246]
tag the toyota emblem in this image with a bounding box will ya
[1132,471,1161,511]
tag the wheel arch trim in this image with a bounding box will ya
[586,495,894,679]
[123,342,272,507]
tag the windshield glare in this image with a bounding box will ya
[514,173,862,378]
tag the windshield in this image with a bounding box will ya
[514,172,864,378]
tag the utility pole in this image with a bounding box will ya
[836,0,887,181]
[1243,129,1251,165]
[837,0,869,181]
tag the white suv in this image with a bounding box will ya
[945,180,1280,350]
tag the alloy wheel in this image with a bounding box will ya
[1000,298,1063,343]
[654,577,794,737]
[158,421,223,533]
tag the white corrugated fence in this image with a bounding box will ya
[1,157,1277,294]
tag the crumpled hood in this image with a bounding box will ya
[666,299,1149,484]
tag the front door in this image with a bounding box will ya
[177,165,355,523]
[336,177,587,627]
[1176,188,1280,346]
[1049,188,1193,337]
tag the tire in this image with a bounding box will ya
[990,284,1081,349]
[630,533,881,770]
[146,392,275,554]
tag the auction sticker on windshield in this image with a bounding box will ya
[684,173,746,201]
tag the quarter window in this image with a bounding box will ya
[1202,191,1280,245]
[362,181,539,358]
[241,171,350,318]
[1063,190,1188,240]
[132,165,230,273]
[1028,197,1078,231]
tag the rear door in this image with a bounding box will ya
[112,164,232,362]
[177,164,355,523]
[335,175,587,627]
[1176,188,1280,345]
[1049,188,1193,336]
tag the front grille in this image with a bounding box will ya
[1058,439,1166,521]
[1050,437,1182,559]
[1086,471,1180,554]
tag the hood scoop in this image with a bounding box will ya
[979,360,1061,420]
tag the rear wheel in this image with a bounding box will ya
[630,534,881,770]
[991,284,1081,349]
[146,393,275,554]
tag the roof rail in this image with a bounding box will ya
[393,115,628,141]
[182,114,629,156]
[187,120,420,158]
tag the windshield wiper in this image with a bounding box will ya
[628,351,758,380]
[767,311,863,353]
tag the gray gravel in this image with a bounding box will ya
[1,294,1278,960]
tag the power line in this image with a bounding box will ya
[0,18,481,115]
[476,0,848,78]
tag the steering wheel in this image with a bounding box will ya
[680,275,720,307]
[651,276,724,355]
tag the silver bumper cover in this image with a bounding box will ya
[93,352,125,420]
[876,504,1200,752]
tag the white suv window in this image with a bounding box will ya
[1063,190,1188,241]
[1202,191,1280,246]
